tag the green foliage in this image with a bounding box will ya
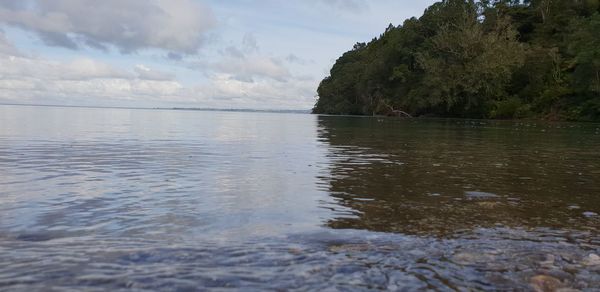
[490,97,532,119]
[312,0,600,121]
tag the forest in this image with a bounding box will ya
[312,0,600,121]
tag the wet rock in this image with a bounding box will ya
[539,254,555,268]
[582,254,600,266]
[556,252,576,264]
[582,212,598,218]
[563,264,580,274]
[567,205,581,210]
[407,249,427,258]
[542,269,573,282]
[328,244,371,253]
[530,275,565,292]
[452,252,495,265]
[378,245,398,252]
[16,232,57,242]
[465,191,499,199]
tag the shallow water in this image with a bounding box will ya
[1,105,599,290]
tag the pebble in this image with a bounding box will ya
[465,191,499,199]
[583,212,598,218]
[539,254,555,268]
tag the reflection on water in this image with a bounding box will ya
[0,106,330,242]
[0,105,599,290]
[317,116,600,235]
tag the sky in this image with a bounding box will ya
[0,0,436,110]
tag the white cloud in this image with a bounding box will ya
[206,34,291,82]
[0,0,216,53]
[134,64,175,81]
[0,44,184,103]
[0,60,184,104]
[0,41,315,109]
[193,73,316,109]
[315,0,369,13]
[0,55,132,80]
[0,1,440,110]
[213,56,290,82]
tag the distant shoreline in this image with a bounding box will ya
[3,103,600,124]
[0,103,311,115]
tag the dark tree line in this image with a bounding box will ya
[312,0,600,121]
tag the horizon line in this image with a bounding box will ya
[0,102,312,114]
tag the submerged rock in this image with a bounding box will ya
[539,254,556,268]
[530,275,565,292]
[582,254,600,266]
[328,243,371,253]
[15,232,61,242]
[452,252,496,265]
[465,191,499,199]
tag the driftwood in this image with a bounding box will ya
[391,110,413,118]
[379,99,413,118]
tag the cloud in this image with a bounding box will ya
[241,33,259,53]
[205,34,291,82]
[285,54,313,65]
[0,44,183,104]
[222,46,246,59]
[0,56,133,81]
[0,0,216,54]
[0,41,314,109]
[192,73,316,109]
[314,0,369,13]
[134,64,175,81]
[167,52,183,61]
[0,59,185,104]
[213,56,290,82]
[0,30,19,56]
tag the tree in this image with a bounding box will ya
[415,1,525,117]
[312,0,600,121]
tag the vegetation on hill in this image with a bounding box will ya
[312,0,600,121]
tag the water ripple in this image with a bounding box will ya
[1,106,600,290]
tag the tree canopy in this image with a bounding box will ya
[312,0,600,121]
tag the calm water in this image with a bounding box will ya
[1,105,599,290]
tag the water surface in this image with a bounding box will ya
[1,105,599,290]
